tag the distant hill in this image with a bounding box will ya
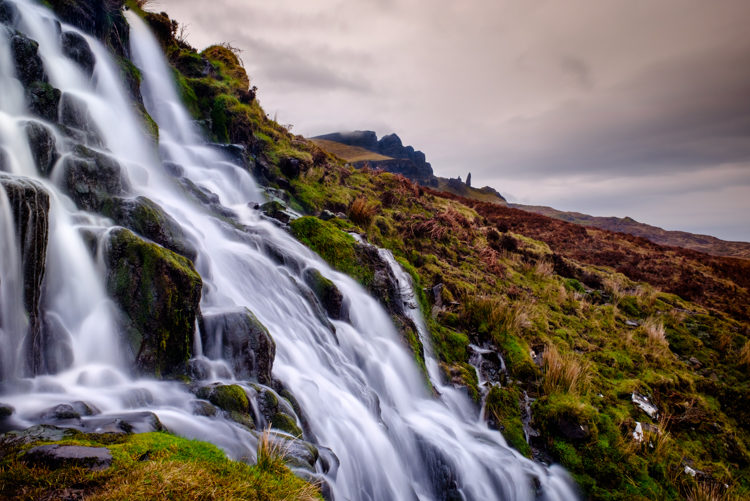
[513,204,750,259]
[311,131,507,205]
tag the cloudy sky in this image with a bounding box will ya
[157,0,750,242]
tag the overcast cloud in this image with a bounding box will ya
[156,0,750,241]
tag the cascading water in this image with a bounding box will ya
[0,1,578,499]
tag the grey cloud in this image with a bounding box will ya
[560,56,593,90]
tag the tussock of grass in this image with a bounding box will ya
[542,344,590,395]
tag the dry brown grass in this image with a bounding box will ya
[349,197,378,227]
[643,317,668,348]
[685,481,738,501]
[542,344,590,395]
[740,341,750,368]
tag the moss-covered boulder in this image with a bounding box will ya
[62,144,128,212]
[196,384,250,414]
[200,308,275,384]
[105,228,202,377]
[102,196,197,262]
[303,268,345,320]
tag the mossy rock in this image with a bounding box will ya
[303,268,345,320]
[270,413,303,438]
[101,196,197,261]
[533,394,598,442]
[196,384,250,414]
[62,145,128,212]
[105,228,202,377]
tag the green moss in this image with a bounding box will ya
[290,216,373,285]
[270,414,303,438]
[486,386,531,457]
[207,385,250,414]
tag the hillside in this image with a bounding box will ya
[0,1,747,501]
[309,138,393,163]
[513,204,750,259]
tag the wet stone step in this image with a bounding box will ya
[23,444,112,471]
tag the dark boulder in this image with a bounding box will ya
[0,0,18,24]
[23,444,112,471]
[0,176,49,376]
[0,403,14,418]
[303,268,345,321]
[200,308,275,384]
[105,228,202,377]
[259,200,290,224]
[102,196,197,262]
[26,82,61,122]
[61,31,95,77]
[46,0,129,58]
[10,33,46,87]
[24,121,58,176]
[61,144,128,212]
[59,93,103,146]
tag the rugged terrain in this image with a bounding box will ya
[0,1,747,500]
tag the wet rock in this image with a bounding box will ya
[102,196,197,262]
[79,411,164,434]
[303,268,345,321]
[61,31,95,77]
[26,82,61,122]
[178,177,236,218]
[259,200,290,224]
[46,0,129,58]
[0,176,50,375]
[200,308,275,384]
[0,425,74,449]
[276,434,318,470]
[38,404,81,421]
[59,93,103,146]
[24,121,58,176]
[319,209,335,221]
[163,161,184,177]
[191,400,217,417]
[24,444,112,471]
[0,403,14,418]
[0,0,19,24]
[62,145,128,212]
[10,33,46,87]
[105,228,202,377]
[196,384,250,414]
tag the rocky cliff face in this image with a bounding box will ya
[315,130,438,186]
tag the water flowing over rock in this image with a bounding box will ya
[105,227,201,377]
[0,3,578,499]
[0,175,49,375]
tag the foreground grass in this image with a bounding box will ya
[0,430,320,500]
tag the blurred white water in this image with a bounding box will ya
[0,1,578,499]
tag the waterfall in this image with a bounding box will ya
[0,1,577,499]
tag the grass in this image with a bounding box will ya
[309,138,392,162]
[0,430,320,501]
[542,344,590,395]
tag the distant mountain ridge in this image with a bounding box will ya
[311,131,507,205]
[513,204,750,259]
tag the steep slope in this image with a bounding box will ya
[512,204,750,259]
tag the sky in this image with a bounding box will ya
[156,0,750,242]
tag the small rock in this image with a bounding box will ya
[61,31,95,77]
[632,393,659,420]
[24,444,112,471]
[0,403,15,418]
[625,320,639,327]
[632,422,644,442]
[319,210,335,221]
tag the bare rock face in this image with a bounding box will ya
[200,308,276,384]
[0,176,50,375]
[61,31,95,77]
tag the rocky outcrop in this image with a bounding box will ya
[102,196,197,262]
[0,176,50,376]
[10,33,46,87]
[61,144,128,211]
[200,308,275,384]
[315,130,437,186]
[61,31,95,77]
[105,228,202,377]
[24,121,58,176]
[303,268,345,320]
[46,0,129,58]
